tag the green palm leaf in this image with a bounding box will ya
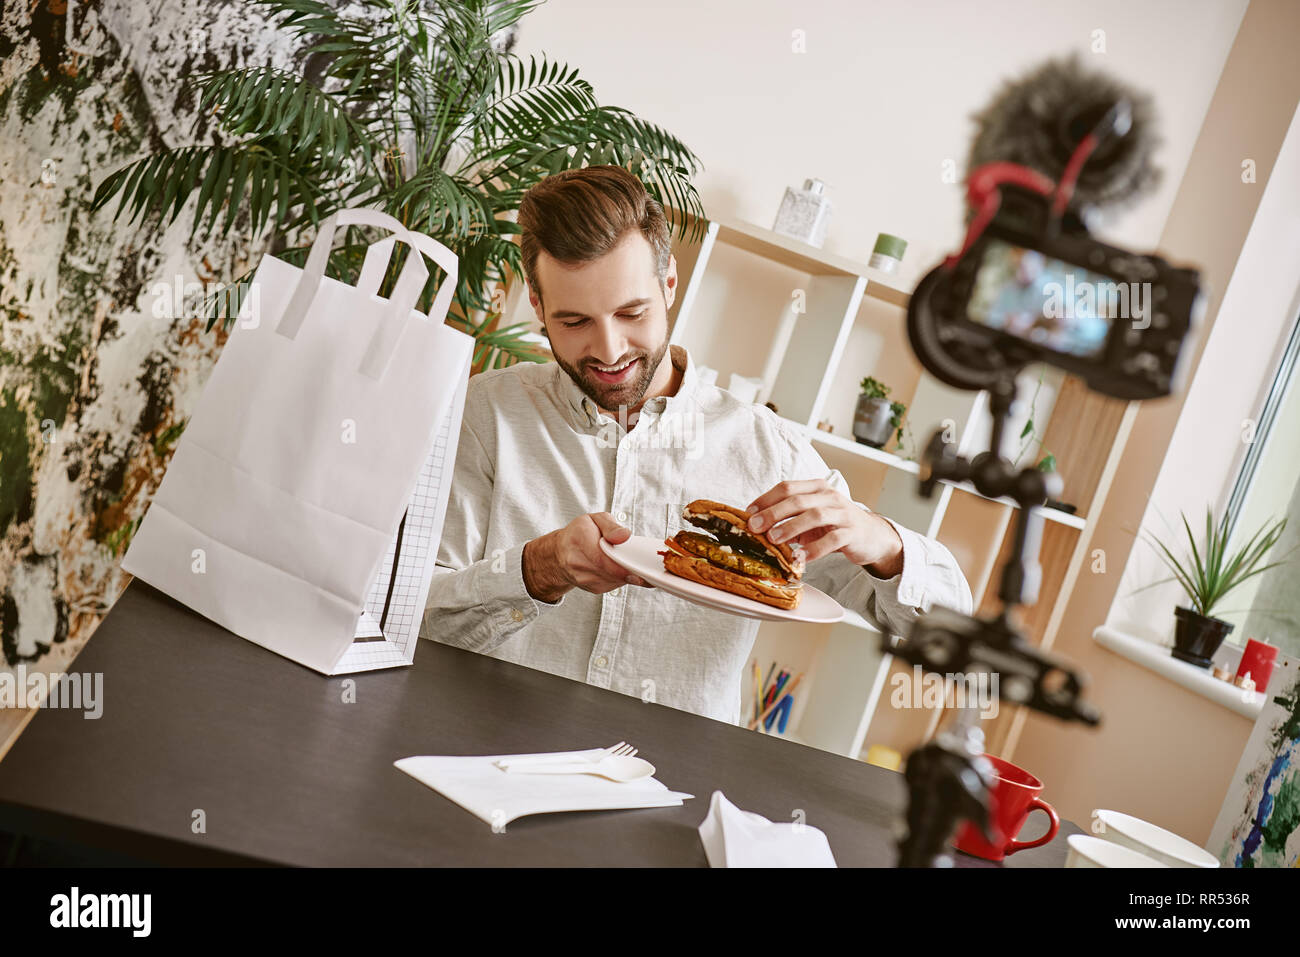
[480,56,597,143]
[91,0,705,371]
[474,104,706,242]
[92,143,325,240]
[198,67,372,168]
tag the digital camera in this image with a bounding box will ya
[908,181,1205,401]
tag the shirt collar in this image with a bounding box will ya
[554,344,698,428]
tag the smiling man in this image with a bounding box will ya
[421,165,972,723]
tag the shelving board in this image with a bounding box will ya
[708,216,911,303]
[798,419,923,473]
[947,484,1088,530]
[783,416,1087,528]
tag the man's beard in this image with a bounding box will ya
[554,335,669,418]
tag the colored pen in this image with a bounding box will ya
[768,670,788,707]
[749,673,803,731]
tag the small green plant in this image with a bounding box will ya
[1015,368,1057,472]
[860,376,889,400]
[859,376,907,447]
[1138,507,1291,619]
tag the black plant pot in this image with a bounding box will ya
[1172,606,1235,668]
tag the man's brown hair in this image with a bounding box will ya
[517,165,672,304]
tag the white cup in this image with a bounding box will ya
[1065,835,1167,868]
[1092,809,1220,868]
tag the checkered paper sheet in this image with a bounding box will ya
[333,402,456,673]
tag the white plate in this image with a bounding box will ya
[1065,835,1168,868]
[599,535,845,624]
[1093,809,1220,868]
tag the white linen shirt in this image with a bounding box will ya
[420,344,973,723]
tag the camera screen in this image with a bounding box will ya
[966,239,1116,359]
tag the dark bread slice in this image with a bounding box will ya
[682,499,806,579]
[662,551,802,610]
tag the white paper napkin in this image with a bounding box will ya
[395,753,693,830]
[698,791,837,867]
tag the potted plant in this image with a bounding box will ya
[1140,508,1290,668]
[853,376,906,450]
[89,0,706,372]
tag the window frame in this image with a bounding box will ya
[1223,305,1300,542]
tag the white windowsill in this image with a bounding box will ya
[1092,625,1265,719]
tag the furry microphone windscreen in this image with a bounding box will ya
[964,53,1162,217]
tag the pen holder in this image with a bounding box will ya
[749,663,801,734]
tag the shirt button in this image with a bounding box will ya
[595,655,608,667]
[616,510,628,523]
[510,608,525,622]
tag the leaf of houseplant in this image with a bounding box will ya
[91,0,705,372]
[1209,517,1289,612]
[1181,510,1210,612]
[1143,529,1202,613]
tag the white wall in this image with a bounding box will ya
[1108,99,1300,644]
[517,0,1246,290]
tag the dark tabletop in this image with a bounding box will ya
[0,583,1080,867]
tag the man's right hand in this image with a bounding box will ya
[522,512,652,604]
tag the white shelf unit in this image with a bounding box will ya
[665,214,1105,761]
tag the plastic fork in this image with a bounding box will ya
[494,741,629,771]
[506,748,654,782]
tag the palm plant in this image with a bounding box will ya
[90,0,706,370]
[1140,507,1290,620]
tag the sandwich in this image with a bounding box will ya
[658,500,806,610]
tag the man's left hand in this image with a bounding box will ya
[745,479,904,577]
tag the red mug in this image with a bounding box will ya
[952,754,1059,862]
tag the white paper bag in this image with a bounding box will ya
[123,208,474,674]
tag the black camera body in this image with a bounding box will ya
[909,184,1205,402]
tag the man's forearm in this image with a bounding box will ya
[522,534,570,604]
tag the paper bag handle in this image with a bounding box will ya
[275,208,459,379]
[354,230,460,373]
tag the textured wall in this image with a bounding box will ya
[0,0,298,679]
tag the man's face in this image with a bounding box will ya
[529,230,677,416]
[1017,250,1045,284]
